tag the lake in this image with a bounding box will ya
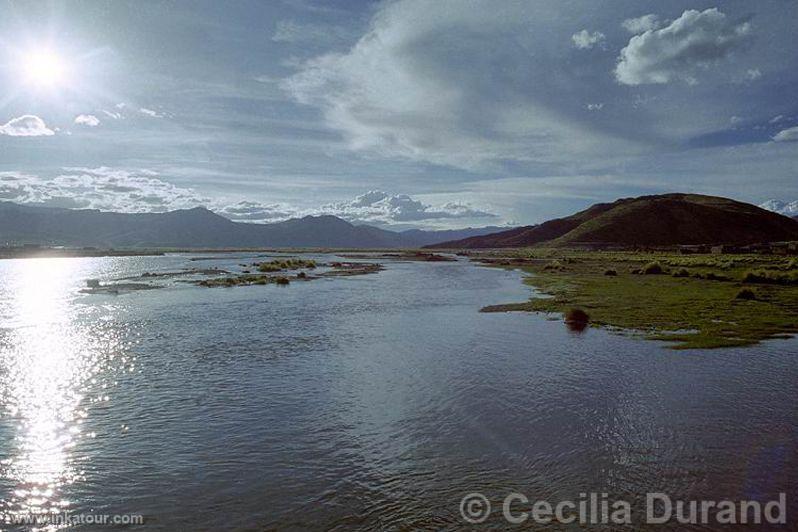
[0,253,795,530]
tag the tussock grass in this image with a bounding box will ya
[743,269,798,285]
[735,288,757,300]
[642,261,665,275]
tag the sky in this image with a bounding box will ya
[0,0,796,229]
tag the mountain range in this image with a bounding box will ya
[428,193,798,249]
[0,201,503,249]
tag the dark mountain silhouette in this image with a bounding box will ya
[0,202,498,248]
[427,193,798,249]
[396,226,507,247]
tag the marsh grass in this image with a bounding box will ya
[256,258,317,273]
[479,249,798,349]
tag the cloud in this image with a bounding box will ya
[615,8,753,85]
[74,114,101,127]
[283,0,632,170]
[586,103,604,111]
[316,190,497,225]
[216,200,297,222]
[773,126,798,142]
[759,199,798,216]
[139,107,164,118]
[571,30,605,50]
[746,68,762,80]
[0,168,209,212]
[0,115,55,137]
[622,14,662,34]
[102,110,123,120]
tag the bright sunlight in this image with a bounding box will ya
[20,48,68,89]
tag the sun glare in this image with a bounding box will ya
[21,49,68,89]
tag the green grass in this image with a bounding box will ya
[479,250,798,349]
[256,258,316,272]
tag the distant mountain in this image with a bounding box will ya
[0,202,501,249]
[759,199,798,217]
[396,226,508,247]
[427,193,798,249]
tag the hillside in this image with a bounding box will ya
[0,202,498,249]
[428,194,798,249]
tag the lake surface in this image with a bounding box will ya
[0,253,795,530]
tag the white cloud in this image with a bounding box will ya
[139,107,164,118]
[0,115,55,137]
[746,68,762,81]
[773,126,798,142]
[316,190,497,225]
[615,8,753,85]
[216,200,297,223]
[586,103,604,111]
[102,110,123,120]
[759,199,798,216]
[622,14,662,34]
[0,168,208,212]
[769,115,785,124]
[74,114,101,127]
[571,29,605,50]
[284,0,631,170]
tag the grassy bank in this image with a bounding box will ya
[478,250,798,349]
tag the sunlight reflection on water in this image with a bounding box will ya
[0,259,119,528]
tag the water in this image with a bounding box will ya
[0,253,796,530]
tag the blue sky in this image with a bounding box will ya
[0,0,796,229]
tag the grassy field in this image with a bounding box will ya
[477,250,798,349]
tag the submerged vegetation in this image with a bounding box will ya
[478,250,798,349]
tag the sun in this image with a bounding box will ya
[21,49,69,89]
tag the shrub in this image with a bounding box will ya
[257,262,283,272]
[672,268,690,278]
[704,272,731,282]
[275,276,290,286]
[742,269,798,285]
[564,308,589,332]
[297,271,307,279]
[735,288,757,300]
[604,269,617,276]
[642,261,664,275]
[544,260,565,271]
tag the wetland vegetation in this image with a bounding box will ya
[478,250,798,349]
